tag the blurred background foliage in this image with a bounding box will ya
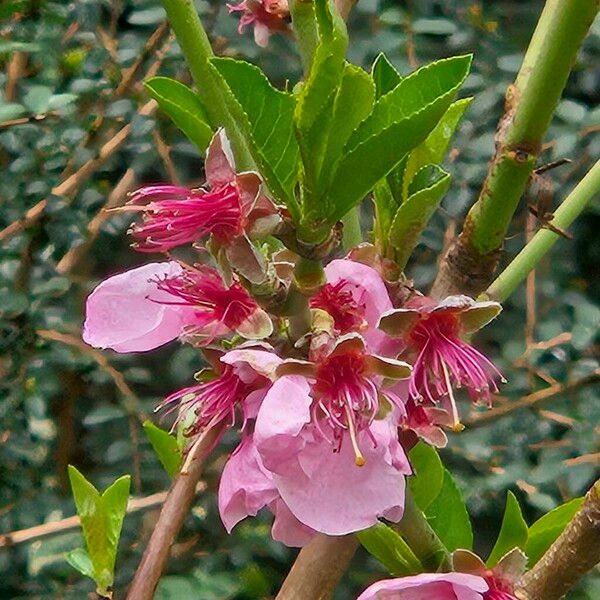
[0,0,598,598]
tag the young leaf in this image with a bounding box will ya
[68,466,130,596]
[209,57,299,212]
[408,442,445,511]
[401,97,472,200]
[143,420,182,477]
[325,55,472,221]
[372,53,402,99]
[357,523,423,576]
[486,491,529,567]
[144,77,213,153]
[525,497,583,566]
[425,469,473,551]
[66,548,95,579]
[389,165,451,269]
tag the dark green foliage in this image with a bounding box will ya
[0,1,598,598]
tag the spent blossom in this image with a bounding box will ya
[379,295,504,428]
[228,0,290,47]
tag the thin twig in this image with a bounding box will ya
[0,485,205,548]
[464,370,600,428]
[126,424,225,600]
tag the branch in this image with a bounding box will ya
[430,0,598,298]
[0,485,205,548]
[463,369,600,428]
[126,424,224,600]
[275,534,359,600]
[515,479,600,600]
[487,160,600,301]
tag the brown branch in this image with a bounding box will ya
[0,485,205,548]
[126,424,225,600]
[463,369,600,428]
[515,479,600,600]
[275,534,359,600]
[5,51,27,102]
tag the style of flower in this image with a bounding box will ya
[356,572,490,600]
[378,295,504,428]
[248,334,412,535]
[83,261,272,353]
[310,259,396,353]
[126,130,278,282]
[228,0,290,47]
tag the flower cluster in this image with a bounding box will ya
[83,130,504,548]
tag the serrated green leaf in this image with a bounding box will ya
[325,55,471,221]
[143,420,182,477]
[65,548,94,579]
[210,58,299,212]
[525,497,583,566]
[68,466,130,595]
[425,469,472,551]
[357,523,422,576]
[144,77,213,153]
[408,442,445,511]
[487,492,529,567]
[372,53,402,99]
[389,165,451,269]
[402,97,472,200]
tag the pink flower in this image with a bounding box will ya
[311,259,395,353]
[356,572,490,600]
[252,334,413,535]
[228,0,290,47]
[83,261,272,353]
[378,295,504,428]
[126,130,277,282]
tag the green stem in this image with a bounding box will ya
[288,0,319,75]
[342,207,362,251]
[431,0,598,298]
[487,160,600,302]
[160,0,254,169]
[392,489,451,572]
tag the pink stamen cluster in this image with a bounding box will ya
[128,183,244,252]
[310,282,367,334]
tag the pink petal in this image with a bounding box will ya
[269,498,316,547]
[356,573,489,600]
[272,425,408,535]
[254,375,312,474]
[82,262,196,353]
[218,436,279,533]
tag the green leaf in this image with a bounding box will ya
[325,55,471,221]
[372,53,402,99]
[487,492,529,567]
[65,548,95,580]
[408,442,445,511]
[425,469,473,551]
[357,523,422,576]
[295,0,348,215]
[525,497,583,566]
[209,57,299,211]
[389,165,451,269]
[144,77,213,153]
[402,97,472,200]
[143,420,182,477]
[0,1,28,20]
[68,466,130,596]
[23,85,52,113]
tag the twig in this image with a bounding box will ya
[463,369,600,428]
[0,485,205,548]
[275,534,359,600]
[5,51,27,102]
[126,423,224,600]
[515,479,600,600]
[152,130,181,185]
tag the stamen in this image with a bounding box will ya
[345,404,366,467]
[441,360,462,429]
